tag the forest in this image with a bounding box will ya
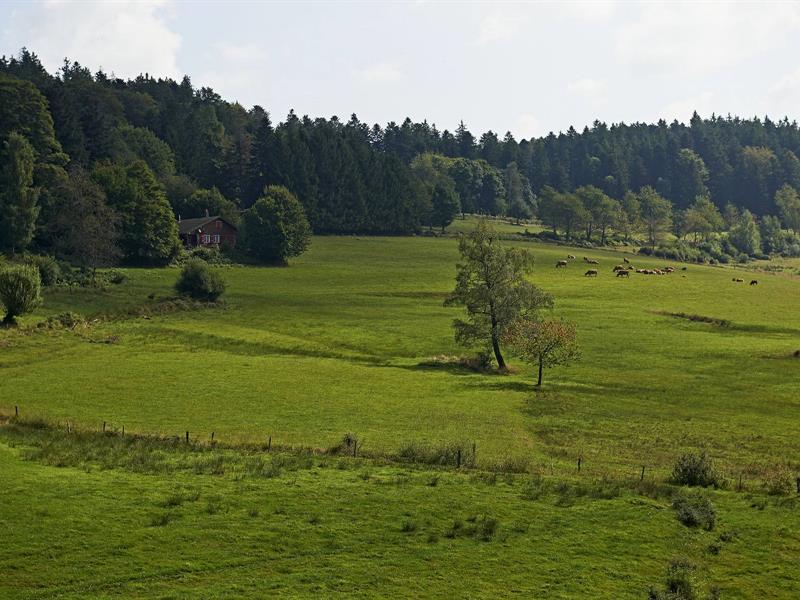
[2,48,800,264]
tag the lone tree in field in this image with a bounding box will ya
[0,264,42,326]
[444,220,553,370]
[240,185,311,265]
[503,318,579,386]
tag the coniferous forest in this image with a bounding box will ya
[3,49,800,264]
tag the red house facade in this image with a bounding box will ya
[178,215,237,248]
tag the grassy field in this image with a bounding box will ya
[2,219,800,597]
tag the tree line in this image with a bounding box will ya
[2,48,800,264]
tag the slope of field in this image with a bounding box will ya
[1,227,799,483]
[1,423,798,599]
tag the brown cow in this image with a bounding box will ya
[587,259,599,265]
[556,260,568,268]
[567,254,576,260]
[732,277,744,283]
[613,264,626,271]
[616,270,630,277]
[750,280,758,285]
[585,269,598,277]
[623,257,631,264]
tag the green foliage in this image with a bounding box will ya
[445,219,553,368]
[728,209,761,256]
[91,160,180,265]
[175,187,239,225]
[0,132,40,253]
[672,492,716,530]
[23,254,60,286]
[639,186,673,248]
[174,259,226,301]
[504,318,580,386]
[648,559,699,600]
[671,452,720,488]
[240,185,311,264]
[775,184,800,233]
[0,263,42,324]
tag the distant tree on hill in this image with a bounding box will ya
[444,220,553,370]
[91,160,180,265]
[681,196,723,243]
[503,318,579,386]
[240,185,311,264]
[430,183,460,232]
[638,186,673,249]
[0,132,39,254]
[729,209,762,256]
[53,168,121,281]
[618,191,641,242]
[775,184,800,234]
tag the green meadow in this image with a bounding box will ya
[2,220,800,597]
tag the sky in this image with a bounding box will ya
[3,0,800,140]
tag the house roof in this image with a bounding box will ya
[177,216,237,235]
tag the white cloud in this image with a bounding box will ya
[355,62,404,84]
[6,0,181,78]
[197,42,270,104]
[616,3,800,75]
[767,68,800,117]
[514,113,543,139]
[477,11,523,45]
[567,78,608,100]
[557,1,616,22]
[659,91,715,123]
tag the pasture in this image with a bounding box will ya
[2,221,800,597]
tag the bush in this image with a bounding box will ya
[105,269,127,285]
[648,558,698,600]
[672,492,716,530]
[174,259,226,301]
[23,255,60,286]
[671,451,719,487]
[239,186,311,265]
[38,312,86,330]
[0,264,42,325]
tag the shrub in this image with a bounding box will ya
[239,186,311,265]
[0,264,42,325]
[105,269,127,285]
[185,245,231,266]
[763,465,795,496]
[671,451,719,487]
[648,558,697,600]
[672,492,716,530]
[174,259,226,301]
[24,255,60,286]
[38,312,86,330]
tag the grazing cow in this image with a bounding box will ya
[664,267,675,273]
[585,269,598,277]
[616,270,630,277]
[613,264,626,271]
[732,277,744,283]
[750,280,758,285]
[587,259,599,265]
[556,260,568,268]
[567,254,576,260]
[583,256,590,262]
[627,265,634,270]
[623,257,631,264]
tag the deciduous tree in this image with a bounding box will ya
[503,318,579,386]
[444,220,553,370]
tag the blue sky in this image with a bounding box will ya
[3,1,800,139]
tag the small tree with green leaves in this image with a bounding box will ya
[174,259,226,301]
[240,185,311,265]
[0,264,42,325]
[444,220,553,370]
[503,318,579,386]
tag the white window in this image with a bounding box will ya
[212,235,220,244]
[202,234,211,244]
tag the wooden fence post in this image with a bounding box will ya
[457,448,462,469]
[185,431,189,443]
[102,421,106,432]
[640,465,645,481]
[577,456,582,472]
[211,432,215,442]
[15,406,18,418]
[267,436,272,451]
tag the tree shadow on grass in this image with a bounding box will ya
[137,326,387,366]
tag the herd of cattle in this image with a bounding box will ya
[554,255,757,284]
